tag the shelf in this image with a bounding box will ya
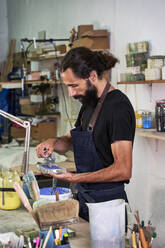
[30,53,66,61]
[136,128,165,141]
[117,80,165,85]
[0,80,61,89]
[35,112,60,118]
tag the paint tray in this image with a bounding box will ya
[37,164,67,174]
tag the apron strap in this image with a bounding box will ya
[88,82,111,130]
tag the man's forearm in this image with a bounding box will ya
[71,162,131,183]
[54,135,73,153]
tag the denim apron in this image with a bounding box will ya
[70,82,128,222]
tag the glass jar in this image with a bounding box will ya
[142,111,152,129]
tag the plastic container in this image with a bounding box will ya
[0,171,21,210]
[86,199,125,248]
[40,187,72,202]
[38,164,66,175]
[142,111,152,128]
[40,228,70,248]
[135,111,142,128]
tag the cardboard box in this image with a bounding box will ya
[73,29,110,50]
[82,29,110,50]
[56,44,66,54]
[10,126,26,138]
[10,121,57,141]
[21,104,40,116]
[77,25,94,38]
[31,121,57,142]
[19,97,31,106]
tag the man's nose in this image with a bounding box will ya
[68,87,76,97]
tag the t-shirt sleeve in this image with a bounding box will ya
[109,102,135,143]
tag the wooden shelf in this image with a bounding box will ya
[35,112,60,118]
[136,128,165,141]
[117,80,165,85]
[0,80,61,89]
[30,53,66,61]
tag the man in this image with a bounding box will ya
[36,47,135,222]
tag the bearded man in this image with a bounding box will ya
[36,47,135,224]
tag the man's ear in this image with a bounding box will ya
[89,70,98,83]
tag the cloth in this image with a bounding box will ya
[71,87,134,222]
[71,126,128,222]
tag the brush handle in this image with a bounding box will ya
[31,181,40,201]
[131,232,137,248]
[13,182,40,227]
[56,190,59,201]
[139,227,149,248]
[42,226,52,248]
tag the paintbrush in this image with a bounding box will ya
[23,171,40,201]
[134,211,149,248]
[13,182,40,228]
[131,231,137,248]
[42,226,52,248]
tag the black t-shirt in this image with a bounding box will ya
[75,89,136,167]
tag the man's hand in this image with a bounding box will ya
[49,172,76,183]
[36,138,56,158]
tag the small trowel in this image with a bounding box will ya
[43,148,56,168]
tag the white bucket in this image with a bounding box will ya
[40,187,72,201]
[86,199,125,248]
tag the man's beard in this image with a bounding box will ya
[73,79,98,107]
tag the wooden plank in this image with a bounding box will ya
[30,53,65,61]
[117,80,165,85]
[0,40,16,82]
[136,128,165,141]
[0,61,6,81]
[0,80,61,87]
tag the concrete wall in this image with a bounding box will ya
[0,0,8,63]
[5,0,165,247]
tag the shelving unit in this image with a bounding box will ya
[136,128,165,141]
[117,80,165,85]
[117,80,165,140]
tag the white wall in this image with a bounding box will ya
[6,0,165,247]
[0,0,8,63]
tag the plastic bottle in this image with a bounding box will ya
[135,111,142,128]
[142,112,152,129]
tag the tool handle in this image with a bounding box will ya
[131,232,138,248]
[31,181,40,201]
[139,227,149,248]
[56,190,59,201]
[13,182,40,228]
[42,226,52,248]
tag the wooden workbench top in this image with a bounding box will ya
[10,160,76,175]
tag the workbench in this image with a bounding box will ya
[10,160,76,175]
[0,206,90,248]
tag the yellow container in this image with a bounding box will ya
[135,111,142,128]
[0,189,21,210]
[0,171,21,210]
